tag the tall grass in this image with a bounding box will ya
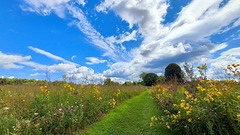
[0,83,146,134]
[149,64,240,135]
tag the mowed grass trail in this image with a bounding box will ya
[80,91,169,135]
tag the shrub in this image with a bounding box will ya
[165,63,184,83]
[143,73,158,86]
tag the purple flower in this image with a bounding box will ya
[190,85,195,88]
[74,92,79,95]
[67,107,73,112]
[187,89,193,94]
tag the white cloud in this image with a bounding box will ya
[221,47,240,56]
[0,51,31,69]
[7,76,15,79]
[28,46,77,65]
[21,0,86,18]
[30,73,44,76]
[20,0,240,81]
[96,0,169,42]
[96,0,240,80]
[105,30,138,45]
[209,43,228,53]
[71,55,77,60]
[85,57,107,65]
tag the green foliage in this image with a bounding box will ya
[104,78,113,85]
[83,91,169,135]
[157,75,166,84]
[143,73,158,86]
[0,83,146,134]
[165,63,184,83]
[149,64,240,135]
[140,72,147,82]
[124,81,132,86]
[149,80,240,135]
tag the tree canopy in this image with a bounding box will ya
[143,73,158,86]
[165,63,184,83]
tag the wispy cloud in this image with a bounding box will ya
[71,55,77,60]
[30,73,45,77]
[28,46,77,65]
[85,57,107,65]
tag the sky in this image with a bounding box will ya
[0,0,240,83]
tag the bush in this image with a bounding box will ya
[165,63,184,83]
[143,73,158,86]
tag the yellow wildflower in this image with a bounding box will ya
[186,111,191,115]
[188,119,192,122]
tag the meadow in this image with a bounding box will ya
[0,64,239,135]
[0,81,146,134]
[149,64,240,135]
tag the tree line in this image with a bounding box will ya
[1,63,192,86]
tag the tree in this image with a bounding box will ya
[165,63,184,83]
[104,78,113,85]
[139,72,147,82]
[157,75,166,84]
[183,62,194,81]
[143,73,158,86]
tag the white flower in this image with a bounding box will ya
[25,120,30,123]
[34,113,39,115]
[59,108,62,111]
[3,107,9,110]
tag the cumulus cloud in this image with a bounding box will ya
[20,0,240,81]
[85,57,107,65]
[0,51,31,69]
[97,0,240,80]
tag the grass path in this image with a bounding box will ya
[80,91,169,135]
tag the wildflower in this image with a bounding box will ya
[3,107,9,110]
[222,88,228,91]
[186,111,191,115]
[74,92,79,95]
[188,119,192,122]
[150,123,153,127]
[34,113,39,115]
[167,125,170,129]
[238,96,240,99]
[34,124,39,127]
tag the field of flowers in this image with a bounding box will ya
[0,81,146,134]
[149,64,240,135]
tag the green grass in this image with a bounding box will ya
[80,91,169,135]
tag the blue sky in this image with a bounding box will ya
[0,0,240,83]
